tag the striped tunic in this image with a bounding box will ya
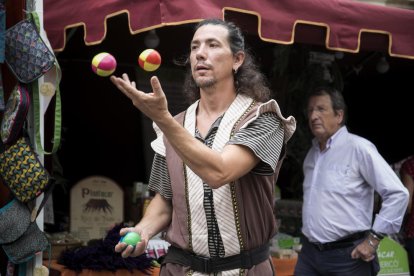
[149,95,295,275]
[148,112,284,260]
[148,112,283,199]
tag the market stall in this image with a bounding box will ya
[2,0,414,275]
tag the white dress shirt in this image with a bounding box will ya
[302,126,409,243]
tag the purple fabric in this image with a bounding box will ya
[57,223,154,273]
[0,0,5,63]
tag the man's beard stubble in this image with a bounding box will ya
[195,76,216,89]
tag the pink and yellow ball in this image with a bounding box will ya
[138,49,161,72]
[91,52,117,77]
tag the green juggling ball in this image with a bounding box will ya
[120,232,141,246]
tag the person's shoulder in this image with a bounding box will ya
[346,131,377,151]
[348,132,373,144]
[256,99,296,139]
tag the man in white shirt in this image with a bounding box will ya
[295,86,409,275]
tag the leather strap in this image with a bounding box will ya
[306,231,367,251]
[163,243,270,273]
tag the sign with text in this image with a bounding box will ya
[70,176,124,243]
[378,237,410,276]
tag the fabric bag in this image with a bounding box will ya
[0,84,30,145]
[0,68,5,111]
[0,199,50,264]
[5,13,55,83]
[0,136,51,203]
[0,200,31,245]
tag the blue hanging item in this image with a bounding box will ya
[0,0,5,111]
[4,12,55,83]
[0,0,5,63]
[0,68,4,111]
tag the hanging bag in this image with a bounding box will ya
[0,69,5,112]
[0,136,52,206]
[4,12,55,83]
[0,199,50,264]
[0,84,30,145]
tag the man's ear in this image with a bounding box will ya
[233,51,245,72]
[336,110,345,125]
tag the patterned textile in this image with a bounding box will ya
[158,98,293,276]
[0,0,5,63]
[0,67,4,111]
[0,84,30,144]
[149,114,281,199]
[0,200,49,264]
[0,0,4,108]
[2,219,49,264]
[5,16,55,83]
[195,122,226,258]
[0,136,50,203]
[149,113,283,261]
[0,200,30,244]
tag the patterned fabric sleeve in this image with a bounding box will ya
[148,153,173,200]
[228,112,284,175]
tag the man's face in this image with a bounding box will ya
[190,24,235,89]
[307,94,343,142]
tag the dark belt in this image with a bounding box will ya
[307,231,367,251]
[162,243,270,273]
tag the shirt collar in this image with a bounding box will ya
[312,126,348,150]
[195,114,224,141]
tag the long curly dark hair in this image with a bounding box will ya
[177,18,272,104]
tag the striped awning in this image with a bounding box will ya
[44,0,414,59]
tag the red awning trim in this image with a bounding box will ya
[46,11,204,52]
[44,0,414,60]
[223,6,414,60]
[257,16,398,56]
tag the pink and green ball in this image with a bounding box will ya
[91,52,117,77]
